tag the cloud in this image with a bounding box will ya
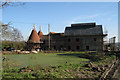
[67,13,117,24]
[63,14,101,26]
[71,14,100,23]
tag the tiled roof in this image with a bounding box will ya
[28,29,40,43]
[38,31,43,36]
[64,23,103,36]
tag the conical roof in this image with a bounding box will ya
[28,25,40,43]
[38,26,43,36]
[38,31,43,36]
[50,32,56,34]
[48,32,56,35]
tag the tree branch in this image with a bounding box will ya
[0,2,8,8]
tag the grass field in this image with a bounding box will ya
[2,51,116,78]
[3,52,89,68]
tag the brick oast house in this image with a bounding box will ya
[27,22,107,51]
[26,25,42,51]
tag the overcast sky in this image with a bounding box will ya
[2,2,118,42]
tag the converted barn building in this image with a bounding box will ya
[27,22,107,51]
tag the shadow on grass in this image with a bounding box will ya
[57,52,103,62]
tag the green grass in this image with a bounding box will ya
[93,54,116,65]
[2,52,116,78]
[3,52,89,68]
[2,63,91,78]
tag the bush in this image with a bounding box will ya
[2,41,26,51]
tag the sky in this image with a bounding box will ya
[2,2,118,42]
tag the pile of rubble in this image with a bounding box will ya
[18,66,33,73]
[85,62,106,72]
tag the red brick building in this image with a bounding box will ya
[27,23,107,51]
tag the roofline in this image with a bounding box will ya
[71,22,96,25]
[64,34,107,37]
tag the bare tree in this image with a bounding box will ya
[1,25,12,41]
[11,28,23,41]
[0,21,23,41]
[0,1,25,8]
[0,1,25,41]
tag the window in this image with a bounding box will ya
[60,45,63,48]
[68,38,71,42]
[86,46,89,50]
[43,40,45,43]
[59,45,63,50]
[54,46,56,49]
[76,46,79,50]
[68,46,71,50]
[94,38,97,41]
[76,38,79,42]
